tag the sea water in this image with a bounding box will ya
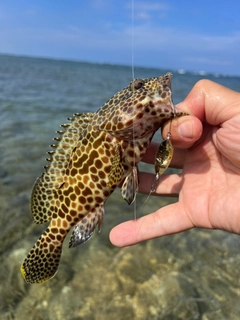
[1,54,240,320]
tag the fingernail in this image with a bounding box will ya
[177,119,194,139]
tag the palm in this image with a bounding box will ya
[110,80,240,247]
[177,120,240,234]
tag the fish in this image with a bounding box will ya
[21,73,187,284]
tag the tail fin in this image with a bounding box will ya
[21,228,63,284]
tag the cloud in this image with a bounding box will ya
[90,0,113,10]
[24,9,37,16]
[126,1,170,21]
[182,56,232,67]
[127,1,169,12]
[0,7,8,19]
[200,33,240,51]
[0,11,239,74]
[2,23,239,60]
[124,25,240,55]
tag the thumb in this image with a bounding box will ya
[176,79,240,125]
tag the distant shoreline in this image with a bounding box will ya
[0,52,237,78]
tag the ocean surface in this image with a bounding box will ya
[1,54,240,320]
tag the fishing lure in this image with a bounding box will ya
[151,132,174,193]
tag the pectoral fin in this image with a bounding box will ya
[121,166,139,204]
[69,204,104,248]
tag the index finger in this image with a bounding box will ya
[109,202,194,247]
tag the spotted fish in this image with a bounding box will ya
[21,73,186,284]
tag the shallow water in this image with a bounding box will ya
[1,54,240,319]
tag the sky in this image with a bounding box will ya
[0,0,240,75]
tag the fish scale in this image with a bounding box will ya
[21,73,187,284]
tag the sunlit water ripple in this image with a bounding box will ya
[1,54,240,320]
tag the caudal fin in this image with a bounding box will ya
[21,229,63,284]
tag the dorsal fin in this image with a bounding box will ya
[31,113,94,224]
[46,113,93,175]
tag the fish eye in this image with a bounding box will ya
[129,79,144,91]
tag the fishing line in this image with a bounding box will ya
[131,0,137,220]
[131,0,135,81]
[140,118,174,210]
[140,83,176,210]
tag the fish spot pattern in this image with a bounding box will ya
[21,73,187,284]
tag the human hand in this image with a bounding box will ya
[110,79,240,246]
